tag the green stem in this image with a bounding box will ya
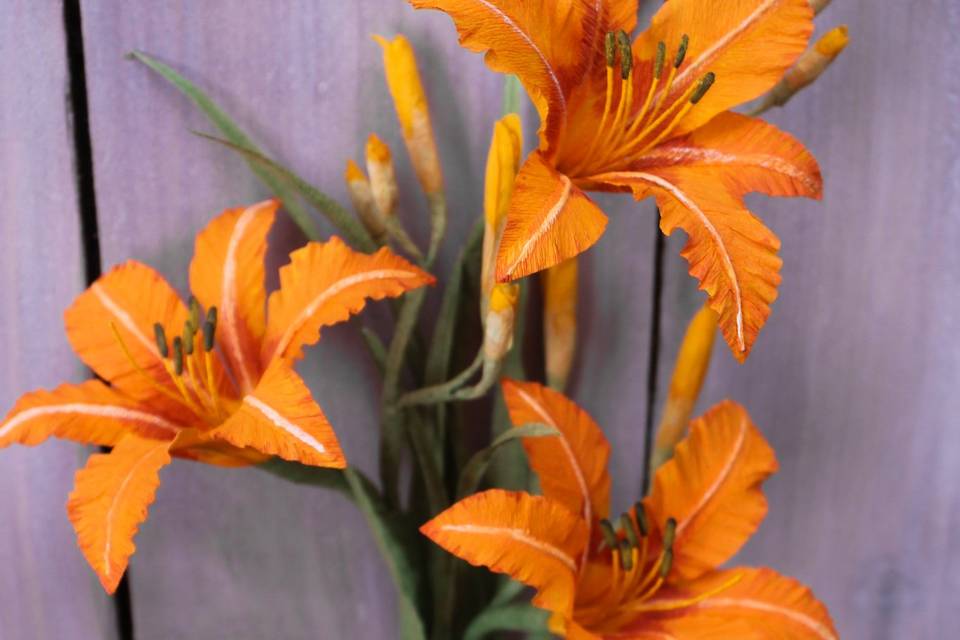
[396,351,483,408]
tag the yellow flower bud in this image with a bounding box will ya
[543,258,578,390]
[344,160,386,240]
[365,134,399,219]
[374,34,444,196]
[481,114,523,311]
[651,304,718,470]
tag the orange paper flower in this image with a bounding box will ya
[411,0,822,360]
[422,380,836,639]
[0,200,433,593]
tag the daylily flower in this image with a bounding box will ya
[0,200,433,593]
[422,380,837,638]
[411,0,823,361]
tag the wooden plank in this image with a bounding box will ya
[77,1,505,637]
[0,2,118,638]
[654,1,960,638]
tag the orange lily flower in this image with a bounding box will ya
[0,200,433,593]
[411,0,822,360]
[422,380,837,638]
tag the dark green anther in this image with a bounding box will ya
[659,548,674,578]
[616,30,633,79]
[203,321,216,352]
[188,296,201,331]
[619,540,634,570]
[662,517,678,549]
[634,502,649,537]
[203,306,218,352]
[153,323,169,358]
[674,34,689,68]
[183,321,195,356]
[605,32,617,67]
[690,72,716,104]
[172,337,184,376]
[620,513,639,548]
[654,41,666,78]
[599,519,618,550]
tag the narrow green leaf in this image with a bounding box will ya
[457,423,558,499]
[463,603,549,640]
[128,50,325,241]
[360,325,388,374]
[424,218,483,387]
[192,131,376,252]
[343,468,428,640]
[257,459,350,495]
[489,578,527,607]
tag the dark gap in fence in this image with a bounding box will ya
[63,1,135,639]
[640,219,665,496]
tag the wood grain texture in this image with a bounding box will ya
[653,1,960,638]
[0,2,118,638]
[77,1,503,637]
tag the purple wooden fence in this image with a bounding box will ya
[1,1,957,638]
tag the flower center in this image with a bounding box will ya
[109,299,237,425]
[567,33,716,178]
[574,504,739,634]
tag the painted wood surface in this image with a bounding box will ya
[653,1,960,638]
[0,2,118,638]
[3,0,957,639]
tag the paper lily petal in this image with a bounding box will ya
[67,434,173,594]
[65,260,193,414]
[211,358,345,468]
[189,200,278,395]
[639,568,838,640]
[502,379,611,523]
[262,237,434,364]
[593,166,781,361]
[496,151,608,282]
[0,380,182,448]
[645,400,777,581]
[634,0,813,138]
[421,489,587,616]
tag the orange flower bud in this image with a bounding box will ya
[365,134,399,219]
[481,114,523,312]
[374,34,444,196]
[757,25,849,112]
[344,160,386,240]
[543,258,578,390]
[651,304,718,469]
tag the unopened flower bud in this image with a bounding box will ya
[481,114,523,312]
[755,25,849,113]
[651,304,718,469]
[365,134,399,219]
[543,258,578,391]
[344,160,386,241]
[374,34,444,196]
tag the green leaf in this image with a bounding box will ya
[457,423,558,499]
[192,131,376,252]
[257,459,350,495]
[343,468,428,640]
[463,603,550,640]
[128,51,326,242]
